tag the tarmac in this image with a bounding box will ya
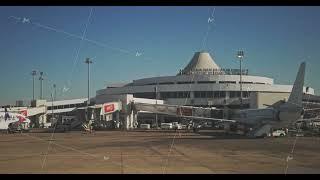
[0,130,320,174]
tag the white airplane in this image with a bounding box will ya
[182,62,307,137]
[0,111,31,130]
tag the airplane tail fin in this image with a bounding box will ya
[287,62,306,108]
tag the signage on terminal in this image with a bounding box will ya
[104,104,115,113]
[180,68,249,75]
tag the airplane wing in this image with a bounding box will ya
[304,107,320,112]
[297,117,320,121]
[177,115,237,123]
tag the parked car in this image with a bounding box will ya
[140,124,151,129]
[161,123,173,129]
[269,129,286,137]
[172,122,182,130]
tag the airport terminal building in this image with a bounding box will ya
[96,51,317,109]
[3,51,320,129]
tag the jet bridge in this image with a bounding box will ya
[0,106,46,117]
[133,103,228,128]
[95,94,226,130]
[134,103,218,118]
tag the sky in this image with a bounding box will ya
[0,6,319,105]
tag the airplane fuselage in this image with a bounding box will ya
[232,105,302,127]
[232,108,276,125]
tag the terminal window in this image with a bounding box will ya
[229,91,237,98]
[214,91,226,98]
[159,82,175,85]
[219,81,236,84]
[194,91,200,98]
[207,91,214,98]
[198,81,216,84]
[230,91,249,98]
[243,91,250,98]
[194,91,214,98]
[177,81,195,84]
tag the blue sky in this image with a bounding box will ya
[0,6,319,105]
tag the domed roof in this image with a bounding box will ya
[181,52,221,74]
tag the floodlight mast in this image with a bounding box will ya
[31,70,37,100]
[155,86,158,128]
[39,71,44,99]
[85,58,93,121]
[237,50,244,108]
[51,84,56,124]
[53,84,56,101]
[51,92,54,124]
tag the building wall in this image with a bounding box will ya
[133,98,164,104]
[98,82,314,96]
[31,100,47,107]
[97,82,314,108]
[131,74,274,86]
[16,100,24,107]
[46,98,88,107]
[95,94,132,105]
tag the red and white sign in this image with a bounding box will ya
[20,110,28,117]
[100,102,121,115]
[104,104,115,113]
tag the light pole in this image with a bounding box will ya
[53,84,56,101]
[31,70,37,100]
[51,92,54,123]
[85,58,93,106]
[85,58,93,120]
[39,71,44,99]
[155,85,158,128]
[237,50,244,108]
